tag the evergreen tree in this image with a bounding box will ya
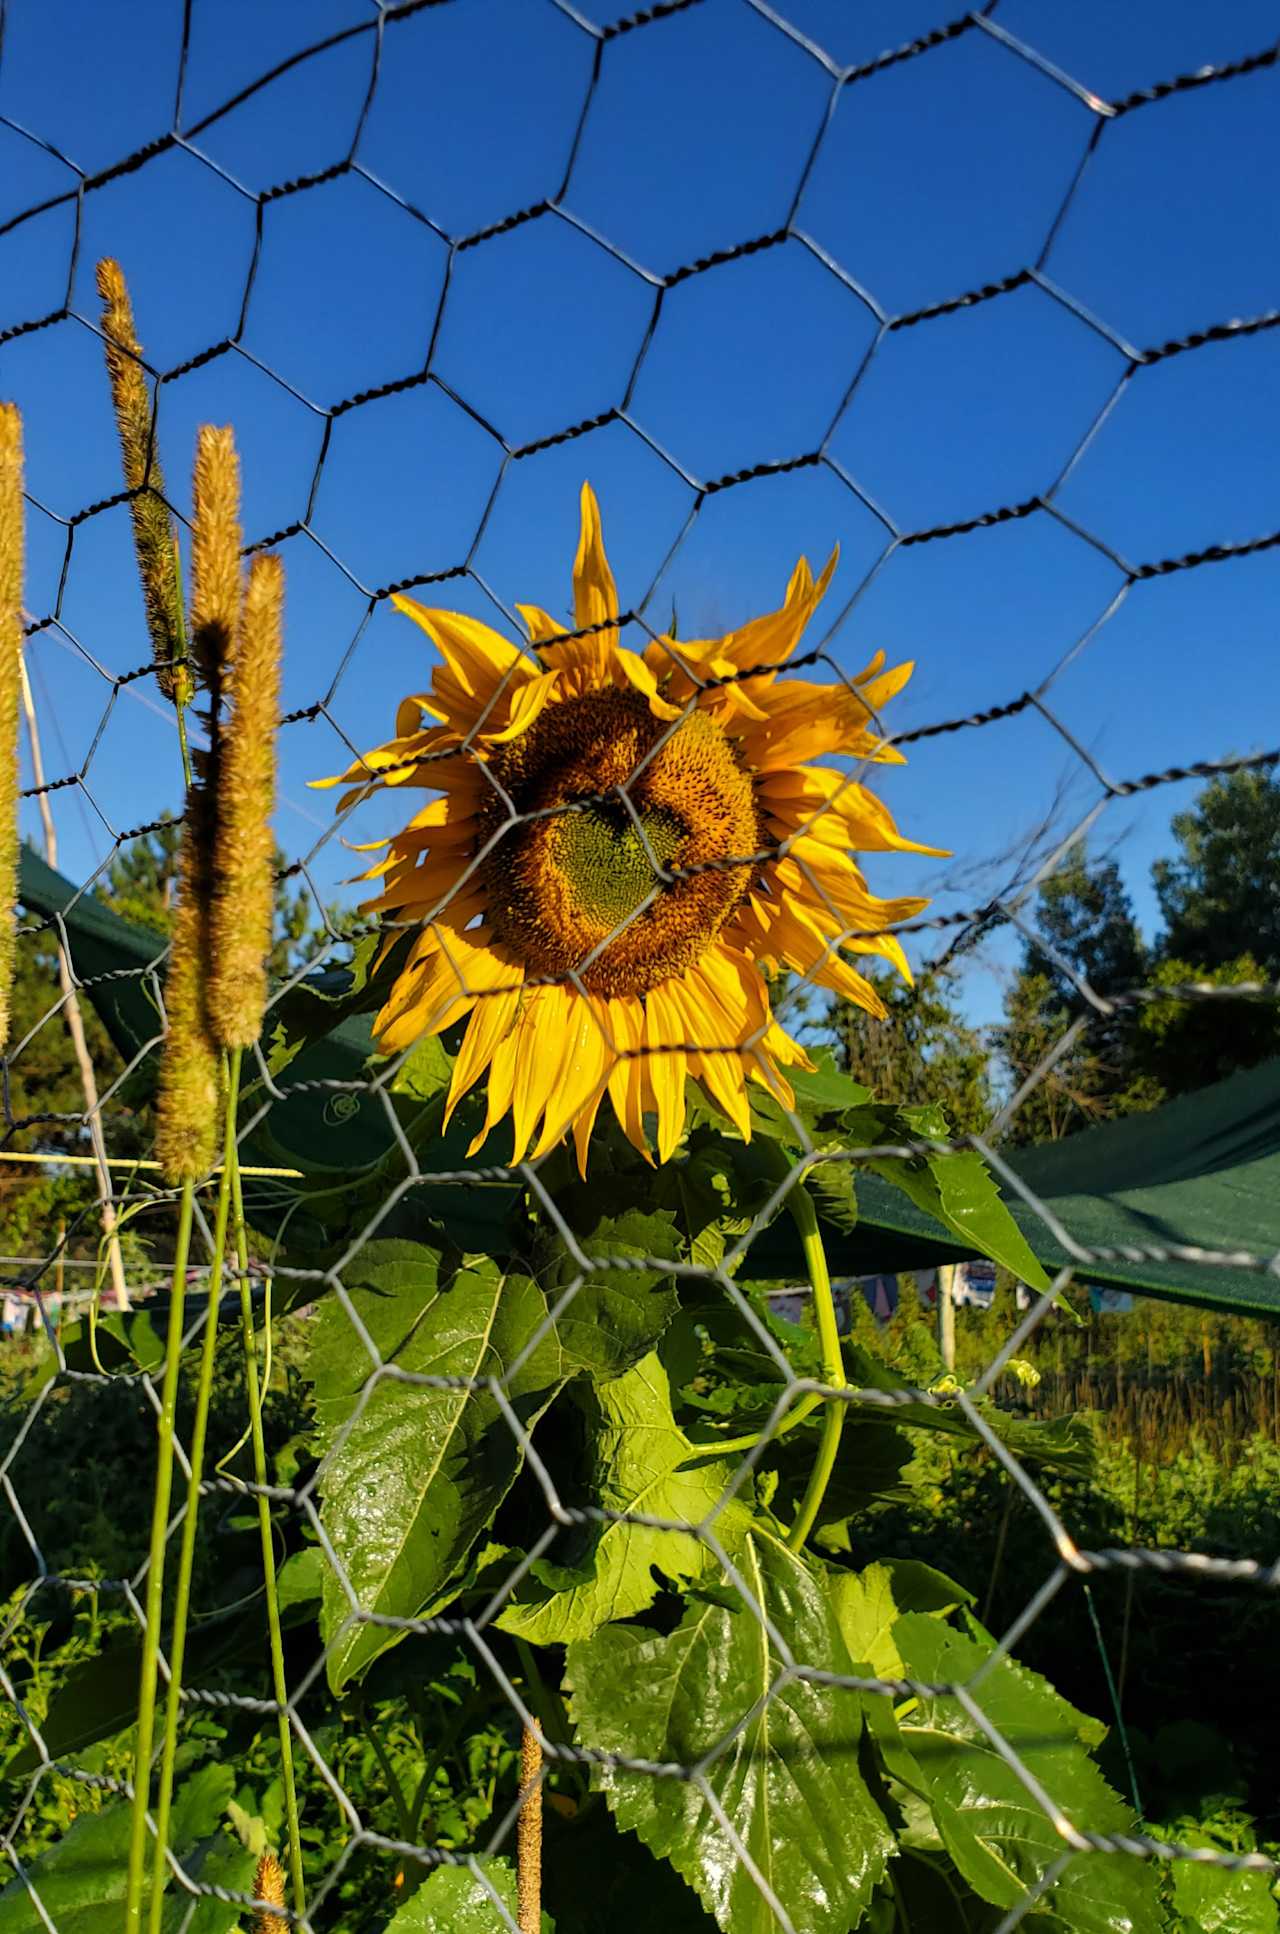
[1153,766,1280,979]
[994,850,1154,1145]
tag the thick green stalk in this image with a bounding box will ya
[785,1185,846,1553]
[230,1125,307,1918]
[124,1179,195,1934]
[148,1052,241,1930]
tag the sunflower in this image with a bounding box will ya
[316,486,943,1172]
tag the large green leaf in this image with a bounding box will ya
[0,1764,244,1933]
[1166,1827,1279,1932]
[851,1099,1051,1292]
[387,1857,553,1930]
[840,1342,1096,1478]
[567,1529,893,1934]
[829,1561,906,1680]
[308,1242,566,1688]
[536,1200,682,1380]
[498,1354,750,1645]
[894,1614,1162,1932]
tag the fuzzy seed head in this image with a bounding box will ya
[190,425,242,689]
[252,1851,288,1933]
[95,259,185,702]
[208,553,282,1049]
[154,792,219,1183]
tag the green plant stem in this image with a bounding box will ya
[785,1185,846,1553]
[148,1052,242,1932]
[677,1391,822,1466]
[362,1700,415,1844]
[175,703,193,794]
[407,1688,484,1835]
[229,1112,307,1919]
[124,1178,195,1934]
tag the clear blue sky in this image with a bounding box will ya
[3,0,1278,1028]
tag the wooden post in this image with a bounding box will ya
[937,1263,956,1372]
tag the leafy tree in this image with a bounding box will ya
[995,851,1154,1144]
[1153,766,1280,978]
[1133,953,1280,1097]
[832,965,992,1135]
[1022,850,1147,1021]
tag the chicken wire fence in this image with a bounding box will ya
[2,0,1280,1929]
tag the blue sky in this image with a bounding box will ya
[2,0,1278,1029]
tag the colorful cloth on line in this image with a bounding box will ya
[953,1259,997,1309]
[858,1274,900,1323]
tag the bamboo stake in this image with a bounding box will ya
[517,1724,543,1934]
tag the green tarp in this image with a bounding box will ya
[16,849,1280,1318]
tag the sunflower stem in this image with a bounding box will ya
[148,1052,241,1931]
[784,1185,846,1553]
[124,1178,195,1934]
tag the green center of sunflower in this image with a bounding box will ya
[478,687,759,997]
[553,803,687,928]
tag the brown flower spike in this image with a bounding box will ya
[190,424,242,691]
[153,784,220,1184]
[96,259,187,704]
[252,1850,288,1933]
[0,404,22,1053]
[208,552,283,1049]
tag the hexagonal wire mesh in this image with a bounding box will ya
[2,1,1280,1928]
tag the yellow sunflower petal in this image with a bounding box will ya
[531,992,611,1160]
[373,923,517,1053]
[478,668,561,743]
[644,984,688,1164]
[614,647,684,721]
[468,1016,524,1158]
[573,481,619,646]
[606,997,652,1162]
[572,1082,608,1178]
[672,972,751,1138]
[445,981,524,1126]
[510,985,566,1162]
[517,602,567,647]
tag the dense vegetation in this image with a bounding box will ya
[0,771,1276,1930]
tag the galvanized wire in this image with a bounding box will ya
[2,2,1280,1929]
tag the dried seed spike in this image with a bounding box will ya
[208,552,283,1049]
[190,423,243,689]
[0,404,22,1053]
[252,1851,288,1933]
[95,258,187,703]
[154,783,220,1184]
